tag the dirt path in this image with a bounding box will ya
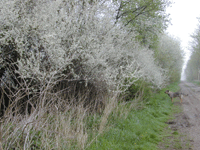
[178,81,200,150]
[166,81,200,150]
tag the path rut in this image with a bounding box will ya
[179,81,200,150]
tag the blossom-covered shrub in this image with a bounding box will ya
[155,34,183,82]
[0,0,167,112]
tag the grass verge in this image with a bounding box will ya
[87,82,183,150]
[1,82,189,149]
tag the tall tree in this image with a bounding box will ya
[154,33,183,82]
[114,0,171,46]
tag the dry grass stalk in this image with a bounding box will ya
[0,80,118,149]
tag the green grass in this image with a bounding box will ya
[87,82,181,150]
[2,82,186,149]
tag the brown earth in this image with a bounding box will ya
[160,81,200,150]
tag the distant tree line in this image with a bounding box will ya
[185,18,200,81]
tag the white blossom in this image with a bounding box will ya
[0,0,167,90]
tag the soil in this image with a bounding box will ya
[160,81,200,150]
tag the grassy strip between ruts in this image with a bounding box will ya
[87,82,181,150]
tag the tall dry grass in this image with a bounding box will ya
[0,76,119,150]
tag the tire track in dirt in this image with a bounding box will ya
[179,81,200,150]
[159,81,200,149]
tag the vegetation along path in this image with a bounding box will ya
[164,81,200,150]
[89,82,200,150]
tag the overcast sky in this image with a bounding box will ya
[166,0,200,80]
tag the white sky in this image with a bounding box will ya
[166,0,200,80]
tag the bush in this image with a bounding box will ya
[0,0,168,114]
[123,79,153,101]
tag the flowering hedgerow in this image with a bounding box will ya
[0,0,167,94]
